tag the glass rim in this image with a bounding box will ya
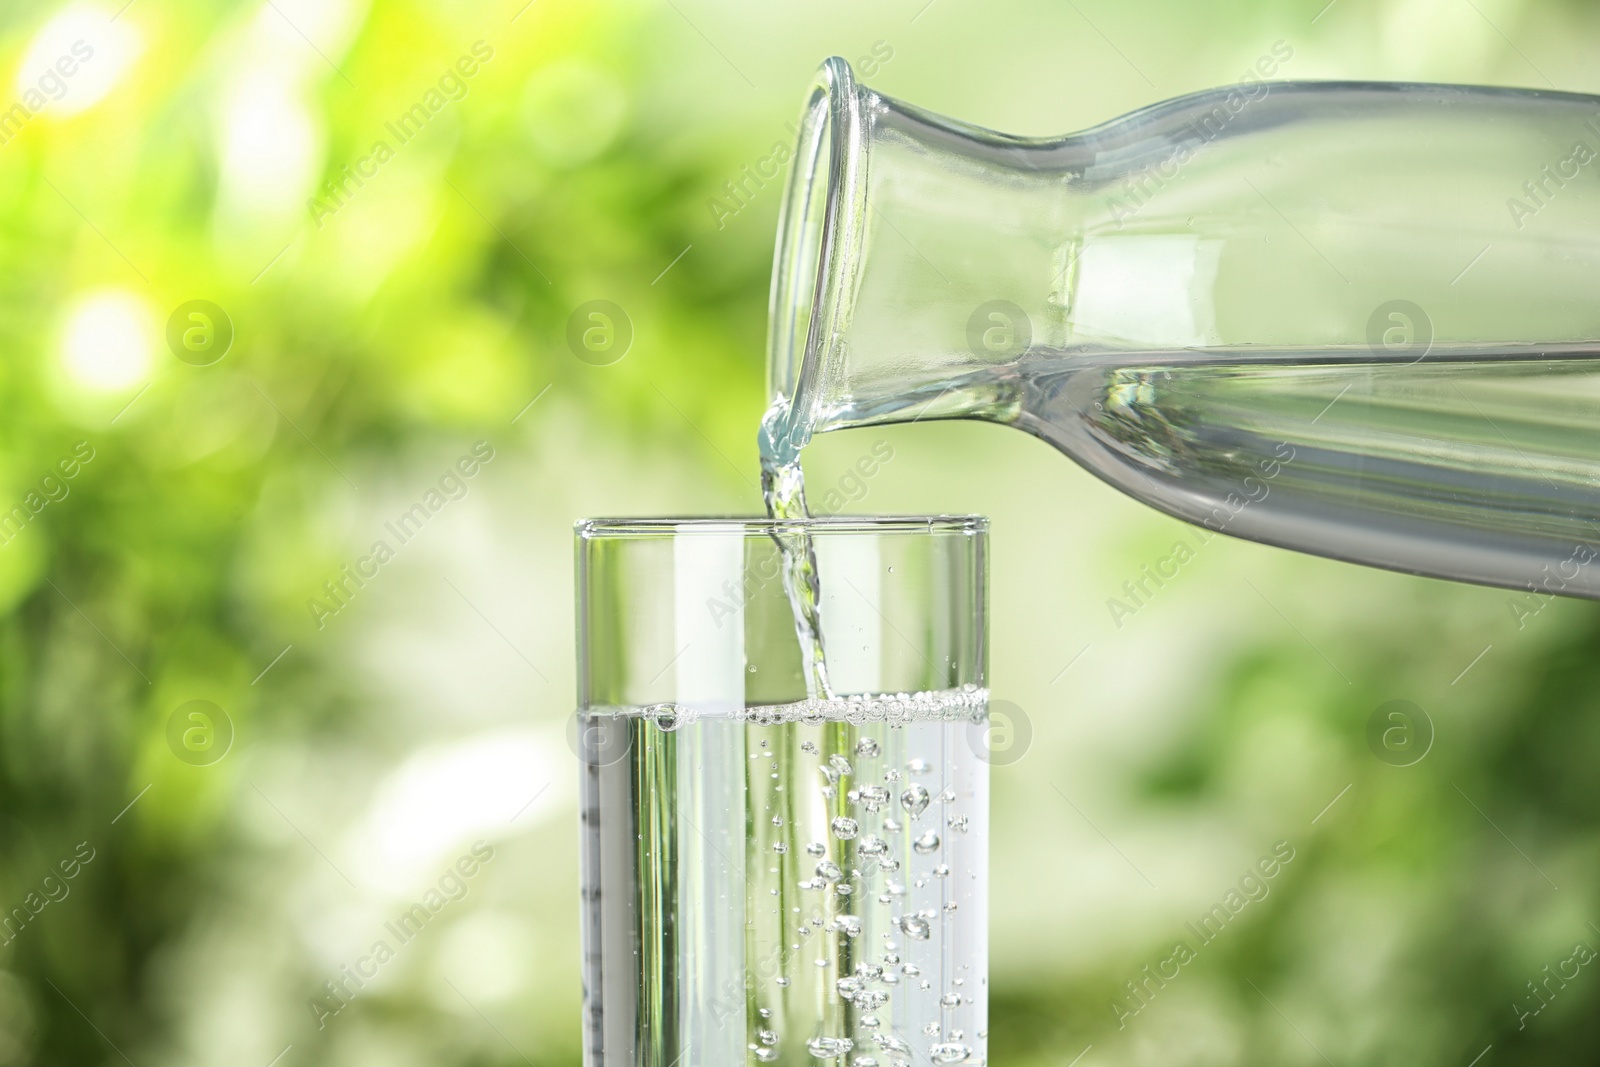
[576,514,988,538]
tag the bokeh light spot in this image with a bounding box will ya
[60,288,155,394]
[17,4,143,118]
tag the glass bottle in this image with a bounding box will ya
[763,58,1600,598]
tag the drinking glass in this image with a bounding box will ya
[575,516,989,1066]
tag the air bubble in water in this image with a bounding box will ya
[759,1029,778,1045]
[896,915,931,941]
[807,842,827,857]
[941,993,961,1007]
[855,989,889,1010]
[857,786,890,812]
[807,1036,853,1058]
[830,754,854,778]
[875,1034,913,1054]
[913,830,940,854]
[947,815,969,834]
[773,843,789,854]
[930,1042,972,1063]
[832,817,859,840]
[856,738,881,758]
[755,1049,778,1063]
[836,914,862,937]
[908,758,930,774]
[816,860,843,881]
[837,976,863,1000]
[900,785,930,818]
[858,834,889,859]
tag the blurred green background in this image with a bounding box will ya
[3,0,1600,1064]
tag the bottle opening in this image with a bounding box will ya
[764,57,863,464]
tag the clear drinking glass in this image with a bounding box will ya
[575,517,989,1066]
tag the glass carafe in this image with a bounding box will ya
[763,58,1600,598]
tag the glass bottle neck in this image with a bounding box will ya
[763,58,1072,461]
